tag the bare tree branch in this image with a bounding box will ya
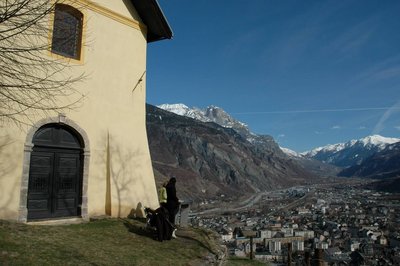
[0,0,86,126]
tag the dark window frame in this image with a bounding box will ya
[51,4,83,60]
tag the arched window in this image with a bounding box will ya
[51,4,83,60]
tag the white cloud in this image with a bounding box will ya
[359,126,367,130]
[351,54,400,86]
[331,125,341,130]
[395,126,400,131]
[373,100,400,134]
[278,134,285,138]
[372,66,400,81]
[232,106,400,115]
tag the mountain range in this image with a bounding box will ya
[157,104,400,179]
[301,135,400,168]
[146,104,316,203]
[149,103,400,197]
[157,103,274,149]
[157,104,343,177]
[299,135,400,184]
[339,141,400,179]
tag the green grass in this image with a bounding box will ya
[0,218,223,266]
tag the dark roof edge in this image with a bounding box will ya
[130,0,173,43]
[151,0,173,41]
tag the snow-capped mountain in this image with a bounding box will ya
[302,135,400,168]
[147,104,316,200]
[339,141,400,179]
[157,103,211,122]
[158,103,249,134]
[158,103,285,157]
[158,104,400,175]
[280,146,343,177]
[280,147,302,158]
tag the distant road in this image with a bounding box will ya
[192,178,367,216]
[193,187,296,216]
[266,190,314,216]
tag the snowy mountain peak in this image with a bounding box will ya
[157,103,191,116]
[303,135,400,157]
[302,134,400,168]
[158,103,262,146]
[157,103,248,130]
[280,147,301,157]
[156,103,285,157]
[157,103,212,122]
[359,134,400,147]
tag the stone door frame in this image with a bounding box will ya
[18,114,90,222]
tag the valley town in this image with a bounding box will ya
[188,178,400,265]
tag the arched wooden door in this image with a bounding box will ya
[27,124,83,220]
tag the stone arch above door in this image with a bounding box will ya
[18,114,90,222]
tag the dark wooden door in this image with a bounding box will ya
[27,125,83,220]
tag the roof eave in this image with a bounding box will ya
[130,0,173,43]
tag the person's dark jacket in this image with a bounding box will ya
[166,180,179,209]
[147,207,173,241]
[165,178,180,224]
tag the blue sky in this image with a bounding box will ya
[146,0,400,152]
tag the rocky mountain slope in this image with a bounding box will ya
[339,142,400,179]
[157,103,250,137]
[146,104,315,202]
[159,103,340,178]
[158,103,283,155]
[281,147,342,177]
[156,104,400,182]
[302,135,400,168]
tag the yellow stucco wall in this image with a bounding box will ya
[0,0,159,221]
[0,130,26,219]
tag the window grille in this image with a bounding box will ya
[51,4,83,60]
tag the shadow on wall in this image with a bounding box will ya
[98,132,156,218]
[0,134,19,216]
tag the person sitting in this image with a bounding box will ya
[145,207,173,242]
